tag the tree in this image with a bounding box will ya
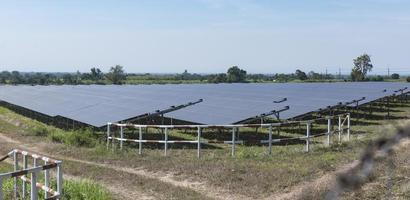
[90,67,104,81]
[10,71,24,84]
[207,73,227,83]
[351,54,373,81]
[227,66,247,83]
[0,71,11,84]
[62,73,75,84]
[391,73,400,79]
[308,71,322,80]
[295,69,307,80]
[407,77,410,82]
[106,65,126,84]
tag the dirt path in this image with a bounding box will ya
[266,160,359,200]
[0,133,249,200]
[269,138,410,200]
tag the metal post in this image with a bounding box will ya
[164,127,168,156]
[23,154,28,199]
[57,162,63,198]
[138,126,142,155]
[327,117,331,147]
[197,127,201,158]
[111,126,115,152]
[106,123,111,149]
[120,126,124,150]
[387,96,390,119]
[338,116,342,143]
[268,125,273,155]
[347,114,351,141]
[231,127,236,156]
[44,160,49,198]
[305,123,311,152]
[13,151,18,199]
[31,172,38,200]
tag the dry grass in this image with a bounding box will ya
[0,100,410,199]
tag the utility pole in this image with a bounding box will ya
[388,67,390,77]
[339,67,342,79]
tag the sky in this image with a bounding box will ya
[0,0,410,74]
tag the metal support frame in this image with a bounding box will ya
[239,106,290,124]
[0,149,63,200]
[107,113,352,158]
[121,99,204,124]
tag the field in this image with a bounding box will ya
[1,100,410,199]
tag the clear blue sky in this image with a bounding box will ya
[0,0,409,74]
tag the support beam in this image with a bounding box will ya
[120,126,124,150]
[305,122,311,152]
[13,151,18,199]
[57,162,63,198]
[231,128,236,156]
[164,127,168,156]
[327,117,331,147]
[347,114,351,141]
[338,116,342,143]
[106,123,111,149]
[268,125,273,155]
[138,126,142,155]
[197,127,201,158]
[31,172,38,200]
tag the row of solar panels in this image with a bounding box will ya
[0,82,408,127]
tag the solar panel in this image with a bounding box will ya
[0,82,408,127]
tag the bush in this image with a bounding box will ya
[407,77,410,82]
[370,75,384,82]
[391,73,400,79]
[47,128,97,147]
[48,130,66,143]
[32,125,50,136]
[63,129,96,147]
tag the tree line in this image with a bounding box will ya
[0,65,126,85]
[1,55,409,85]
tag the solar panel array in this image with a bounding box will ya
[0,82,408,127]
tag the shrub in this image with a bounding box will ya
[32,125,50,136]
[391,73,400,79]
[63,129,96,147]
[48,130,66,143]
[47,128,97,147]
[370,75,384,82]
[407,77,410,82]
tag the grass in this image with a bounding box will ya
[0,99,410,199]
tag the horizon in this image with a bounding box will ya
[1,0,410,75]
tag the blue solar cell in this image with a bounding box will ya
[0,82,408,127]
